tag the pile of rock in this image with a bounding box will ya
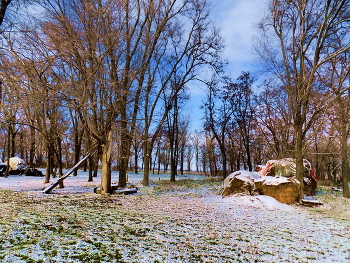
[222,171,300,204]
[222,158,318,204]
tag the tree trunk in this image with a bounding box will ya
[56,137,64,189]
[143,143,150,186]
[44,143,52,183]
[29,125,35,167]
[341,147,350,198]
[295,121,304,199]
[134,144,139,174]
[73,129,81,176]
[118,103,129,188]
[196,146,199,173]
[93,147,100,178]
[180,145,184,175]
[100,130,112,194]
[88,155,94,182]
[340,129,350,198]
[4,126,11,178]
[170,149,177,182]
[245,140,253,172]
[9,123,15,157]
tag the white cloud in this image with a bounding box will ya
[211,0,267,76]
[187,0,268,130]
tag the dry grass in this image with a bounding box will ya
[0,178,349,262]
[0,182,261,262]
[305,185,350,221]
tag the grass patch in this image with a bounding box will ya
[305,186,350,220]
[153,177,222,194]
[0,178,349,262]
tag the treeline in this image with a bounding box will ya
[0,0,224,193]
[200,0,350,199]
[0,0,349,198]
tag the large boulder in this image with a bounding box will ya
[259,158,317,196]
[222,171,260,197]
[255,176,300,204]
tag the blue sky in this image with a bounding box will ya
[187,0,268,131]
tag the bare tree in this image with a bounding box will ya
[257,0,350,198]
[231,72,257,171]
[203,75,233,179]
[139,0,223,186]
[256,80,294,159]
[325,51,350,197]
[0,0,12,28]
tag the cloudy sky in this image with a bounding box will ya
[211,0,267,76]
[188,0,268,130]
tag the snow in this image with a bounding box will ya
[227,170,261,180]
[205,194,294,211]
[1,170,294,211]
[1,171,350,262]
[255,175,295,186]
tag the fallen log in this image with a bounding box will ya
[301,196,323,207]
[114,188,138,195]
[42,149,97,194]
[94,186,138,195]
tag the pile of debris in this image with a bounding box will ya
[0,157,43,177]
[222,158,318,204]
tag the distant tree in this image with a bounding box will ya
[165,95,181,182]
[256,80,294,159]
[203,75,234,179]
[139,0,223,186]
[230,72,257,171]
[185,134,195,172]
[326,52,350,197]
[192,132,202,173]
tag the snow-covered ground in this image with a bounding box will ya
[1,171,350,262]
[0,170,203,193]
[0,170,292,210]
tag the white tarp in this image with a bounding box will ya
[8,157,27,171]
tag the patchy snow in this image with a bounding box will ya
[1,171,350,262]
[255,175,295,185]
[204,194,295,212]
[227,170,261,180]
[1,171,295,211]
[0,172,97,194]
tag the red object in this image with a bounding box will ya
[263,161,272,176]
[309,169,317,181]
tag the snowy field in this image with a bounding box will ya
[0,170,204,193]
[1,171,350,262]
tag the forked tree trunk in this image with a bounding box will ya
[100,130,112,194]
